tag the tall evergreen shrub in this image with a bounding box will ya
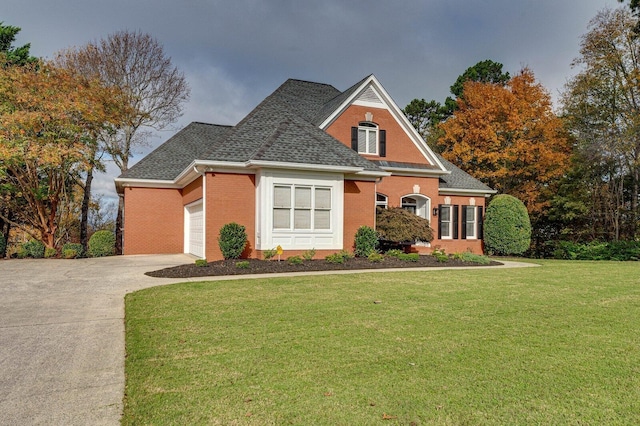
[218,223,247,259]
[484,194,531,255]
[88,230,116,257]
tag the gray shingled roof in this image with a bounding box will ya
[118,122,231,180]
[436,154,495,192]
[119,77,493,194]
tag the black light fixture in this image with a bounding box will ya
[433,207,438,216]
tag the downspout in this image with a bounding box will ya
[194,165,207,259]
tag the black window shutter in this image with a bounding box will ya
[478,206,484,239]
[453,205,459,240]
[461,206,468,240]
[379,129,386,157]
[437,204,442,239]
[351,127,358,151]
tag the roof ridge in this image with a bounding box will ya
[250,119,291,160]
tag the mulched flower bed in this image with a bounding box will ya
[146,255,503,278]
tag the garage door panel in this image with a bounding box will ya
[186,203,204,258]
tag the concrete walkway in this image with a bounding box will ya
[0,255,535,425]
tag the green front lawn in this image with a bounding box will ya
[123,260,640,425]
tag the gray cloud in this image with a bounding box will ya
[2,0,621,202]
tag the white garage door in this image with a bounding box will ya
[186,202,204,258]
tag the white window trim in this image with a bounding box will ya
[376,193,388,209]
[464,205,478,240]
[256,170,344,250]
[358,122,378,155]
[440,204,453,240]
[272,184,332,231]
[401,194,431,220]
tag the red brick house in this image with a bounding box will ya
[115,75,494,260]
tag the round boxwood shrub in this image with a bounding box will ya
[218,222,247,259]
[62,243,84,258]
[22,240,45,258]
[483,194,531,255]
[354,225,378,257]
[88,230,116,257]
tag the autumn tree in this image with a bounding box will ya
[404,60,509,149]
[562,7,640,240]
[0,61,126,249]
[0,22,37,257]
[438,68,571,218]
[58,30,190,254]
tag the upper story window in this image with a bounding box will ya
[358,122,378,155]
[351,123,386,156]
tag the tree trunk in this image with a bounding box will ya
[115,194,124,255]
[80,165,94,252]
[0,210,10,258]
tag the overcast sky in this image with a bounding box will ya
[2,0,623,203]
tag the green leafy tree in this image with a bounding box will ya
[0,22,37,66]
[562,7,640,240]
[484,195,531,256]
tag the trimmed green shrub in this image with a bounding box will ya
[63,249,78,259]
[338,250,354,259]
[88,230,116,257]
[551,240,640,261]
[432,248,448,263]
[0,233,5,257]
[454,251,491,265]
[302,249,316,261]
[62,243,84,258]
[218,222,247,260]
[398,252,420,262]
[368,252,384,262]
[22,240,45,258]
[325,253,345,264]
[385,249,404,257]
[354,226,378,257]
[263,248,277,260]
[376,207,433,243]
[44,247,57,258]
[484,194,531,256]
[235,260,250,269]
[195,259,208,267]
[287,255,303,265]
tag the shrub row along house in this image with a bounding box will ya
[115,75,495,260]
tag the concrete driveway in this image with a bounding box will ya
[0,254,194,426]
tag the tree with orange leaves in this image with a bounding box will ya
[438,68,571,217]
[0,60,126,249]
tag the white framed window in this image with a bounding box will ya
[439,205,453,239]
[358,122,378,155]
[376,193,388,209]
[464,205,477,239]
[401,194,430,219]
[272,184,332,231]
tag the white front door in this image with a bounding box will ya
[186,202,204,258]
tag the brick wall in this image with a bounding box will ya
[122,187,184,254]
[326,104,431,165]
[205,173,257,260]
[344,180,376,252]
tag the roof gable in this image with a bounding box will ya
[318,75,447,172]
